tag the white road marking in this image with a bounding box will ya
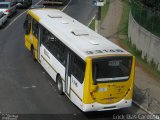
[88,15,95,26]
[62,0,72,11]
[4,0,43,31]
[32,85,36,88]
[22,85,36,89]
[22,86,30,89]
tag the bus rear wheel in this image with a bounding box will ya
[57,76,63,95]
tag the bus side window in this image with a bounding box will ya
[24,15,31,34]
[71,54,85,84]
[55,40,67,66]
[42,29,51,48]
[32,19,39,38]
[41,28,67,66]
[48,34,67,66]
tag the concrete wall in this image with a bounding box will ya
[128,13,160,71]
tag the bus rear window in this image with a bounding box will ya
[93,56,132,83]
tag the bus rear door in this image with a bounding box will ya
[65,52,71,96]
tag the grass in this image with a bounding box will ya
[118,0,131,35]
[89,19,95,30]
[120,39,160,80]
[89,0,110,29]
[131,1,160,38]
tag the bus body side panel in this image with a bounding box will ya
[25,35,32,51]
[39,45,85,111]
[24,12,39,60]
[40,44,65,82]
[64,52,84,110]
[83,58,95,104]
[70,75,84,110]
[32,35,38,60]
[24,16,32,52]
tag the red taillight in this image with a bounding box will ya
[5,10,11,12]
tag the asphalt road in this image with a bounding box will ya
[64,0,96,25]
[0,0,145,119]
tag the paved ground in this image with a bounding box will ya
[100,0,160,114]
[100,0,123,38]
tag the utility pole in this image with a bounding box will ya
[94,0,104,33]
[95,5,101,33]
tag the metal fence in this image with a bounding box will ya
[134,86,160,114]
[131,0,160,37]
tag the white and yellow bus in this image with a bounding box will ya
[24,9,135,112]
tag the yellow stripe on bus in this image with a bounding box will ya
[28,10,40,22]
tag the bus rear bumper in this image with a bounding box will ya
[82,99,132,112]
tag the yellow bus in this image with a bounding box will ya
[24,9,135,112]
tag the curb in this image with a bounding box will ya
[133,100,160,120]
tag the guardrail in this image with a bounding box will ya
[133,86,160,119]
[128,12,160,71]
[131,0,160,38]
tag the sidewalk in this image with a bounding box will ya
[100,0,160,114]
[100,0,123,38]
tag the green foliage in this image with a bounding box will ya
[89,19,95,30]
[121,38,160,80]
[118,0,131,35]
[131,0,160,37]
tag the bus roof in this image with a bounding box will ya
[27,9,131,60]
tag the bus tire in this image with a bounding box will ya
[57,75,63,95]
[31,46,36,61]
